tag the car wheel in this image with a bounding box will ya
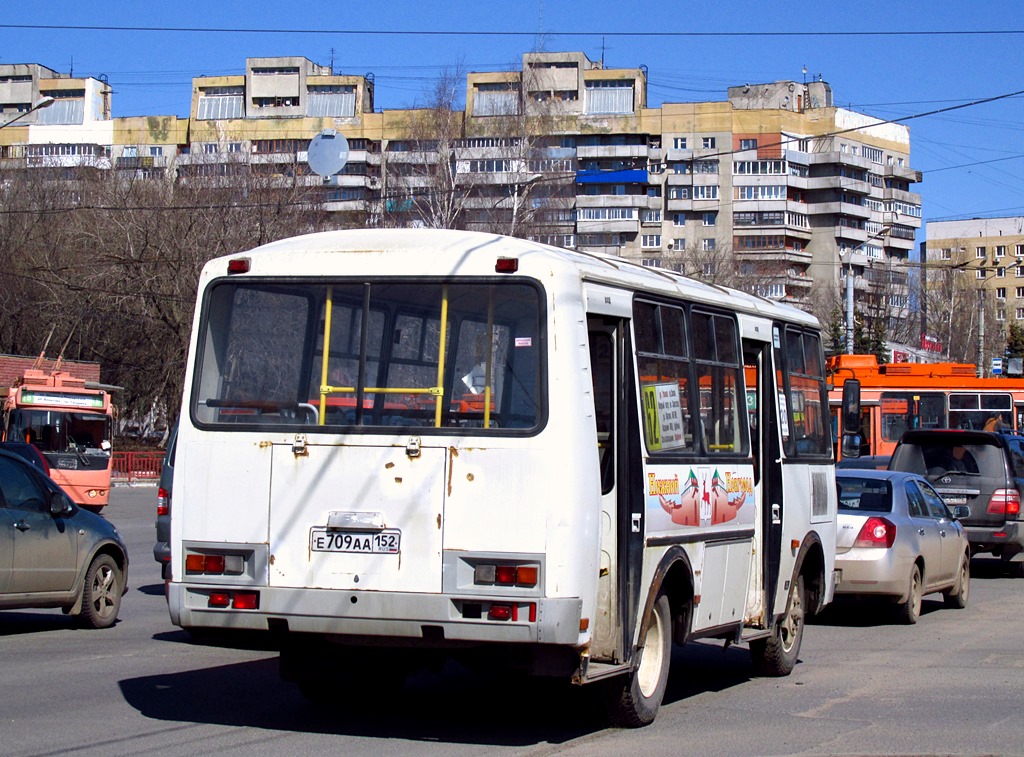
[896,564,923,625]
[943,554,970,609]
[79,553,123,629]
[751,575,805,676]
[606,592,673,727]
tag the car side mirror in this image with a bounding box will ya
[48,490,73,517]
[951,505,970,520]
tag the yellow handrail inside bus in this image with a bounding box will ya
[484,286,494,429]
[318,286,334,425]
[317,284,448,428]
[434,285,449,428]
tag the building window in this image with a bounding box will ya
[862,146,883,163]
[976,269,986,280]
[702,137,716,149]
[702,212,717,226]
[642,234,662,249]
[938,247,952,260]
[641,209,662,223]
[585,80,634,115]
[197,86,245,120]
[997,288,1007,300]
[995,245,1006,258]
[999,267,1006,278]
[693,185,719,200]
[701,238,716,251]
[673,213,686,226]
[977,246,986,259]
[307,85,357,118]
[1017,244,1024,257]
[253,96,299,108]
[668,187,689,200]
[998,309,1006,322]
[673,137,687,149]
[149,146,163,157]
[641,258,663,267]
[739,138,757,150]
[1017,308,1024,320]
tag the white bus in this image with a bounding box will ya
[168,229,838,726]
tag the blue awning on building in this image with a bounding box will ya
[575,169,648,184]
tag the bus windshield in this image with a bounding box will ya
[7,409,111,455]
[192,279,544,432]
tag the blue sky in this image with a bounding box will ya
[3,2,1023,232]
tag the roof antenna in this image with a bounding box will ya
[537,0,544,51]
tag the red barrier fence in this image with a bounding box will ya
[111,451,164,483]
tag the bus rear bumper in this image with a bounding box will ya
[167,582,583,645]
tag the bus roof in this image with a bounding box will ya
[827,353,1024,392]
[206,228,818,328]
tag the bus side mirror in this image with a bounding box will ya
[841,378,862,458]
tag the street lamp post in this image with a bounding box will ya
[0,95,55,130]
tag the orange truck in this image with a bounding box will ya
[2,366,116,511]
[827,354,1024,459]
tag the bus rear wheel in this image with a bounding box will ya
[606,592,672,727]
[751,575,804,677]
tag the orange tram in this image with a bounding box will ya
[826,354,1024,459]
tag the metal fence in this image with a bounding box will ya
[111,451,164,483]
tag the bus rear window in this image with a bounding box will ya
[192,279,543,432]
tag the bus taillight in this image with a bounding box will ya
[185,552,245,575]
[474,563,539,587]
[207,591,259,609]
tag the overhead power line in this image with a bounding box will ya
[4,23,1024,38]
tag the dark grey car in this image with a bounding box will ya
[153,422,176,580]
[0,449,128,628]
[888,429,1024,573]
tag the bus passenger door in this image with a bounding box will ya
[588,315,641,663]
[744,339,783,624]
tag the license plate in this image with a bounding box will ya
[942,495,967,504]
[310,528,401,554]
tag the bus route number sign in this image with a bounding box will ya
[310,528,401,554]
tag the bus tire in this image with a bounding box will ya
[606,592,672,728]
[750,575,804,677]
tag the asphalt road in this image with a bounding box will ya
[3,486,1024,757]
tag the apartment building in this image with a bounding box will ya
[0,53,922,325]
[926,216,1024,354]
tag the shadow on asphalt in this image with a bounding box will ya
[120,639,757,745]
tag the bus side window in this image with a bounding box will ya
[589,328,615,495]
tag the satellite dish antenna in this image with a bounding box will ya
[307,129,349,178]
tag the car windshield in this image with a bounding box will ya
[837,477,892,512]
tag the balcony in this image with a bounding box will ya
[576,145,649,159]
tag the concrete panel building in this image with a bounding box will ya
[0,53,922,332]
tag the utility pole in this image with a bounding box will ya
[978,288,986,378]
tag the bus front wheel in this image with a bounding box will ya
[605,592,672,727]
[750,575,804,677]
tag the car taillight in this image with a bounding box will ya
[157,487,170,517]
[987,489,1021,517]
[853,516,896,548]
